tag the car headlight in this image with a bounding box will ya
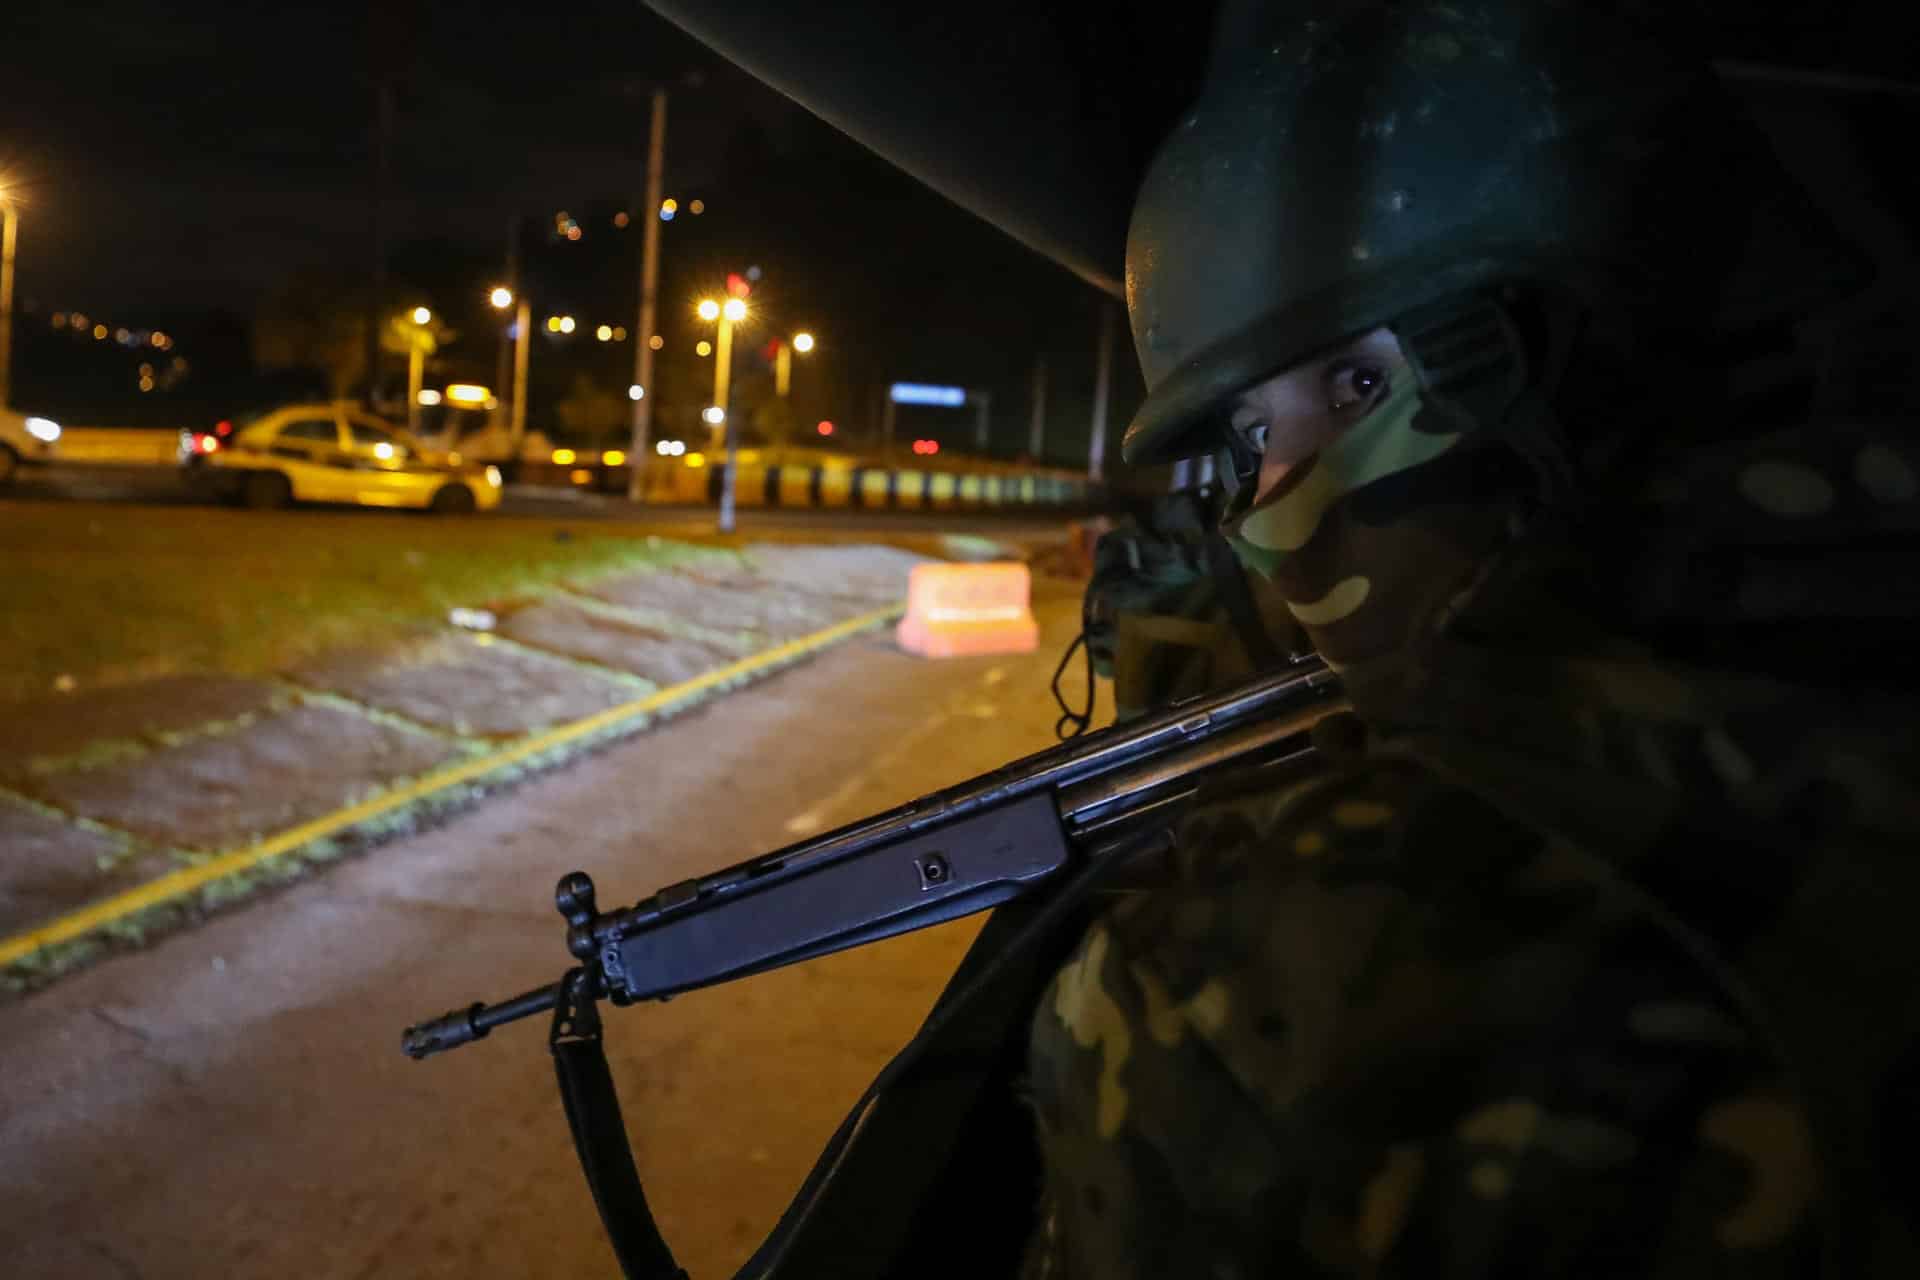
[484,465,502,488]
[25,417,62,443]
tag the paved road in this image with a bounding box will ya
[5,462,1089,537]
[0,581,1109,1279]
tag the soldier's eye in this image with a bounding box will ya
[1243,422,1271,454]
[1328,361,1389,414]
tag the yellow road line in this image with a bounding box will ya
[0,604,903,970]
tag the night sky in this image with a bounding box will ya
[3,0,1913,458]
[0,0,1139,461]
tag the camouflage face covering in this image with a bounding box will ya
[1218,374,1515,668]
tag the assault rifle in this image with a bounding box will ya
[401,655,1342,1277]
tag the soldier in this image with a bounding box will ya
[1024,2,1920,1275]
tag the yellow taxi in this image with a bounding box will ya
[181,403,503,513]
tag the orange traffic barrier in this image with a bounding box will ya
[896,562,1040,658]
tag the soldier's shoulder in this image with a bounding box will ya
[1637,414,1918,532]
[1167,749,1537,894]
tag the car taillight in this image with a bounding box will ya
[215,420,233,437]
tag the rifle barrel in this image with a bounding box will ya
[402,981,561,1059]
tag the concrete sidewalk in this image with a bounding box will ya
[0,578,1103,1280]
[0,543,933,989]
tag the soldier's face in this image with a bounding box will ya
[1226,327,1408,503]
[1218,323,1505,669]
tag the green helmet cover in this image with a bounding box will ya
[1122,0,1727,466]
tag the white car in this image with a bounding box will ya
[0,407,62,488]
[181,403,503,513]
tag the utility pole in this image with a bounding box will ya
[627,87,667,502]
[1088,300,1116,483]
[365,78,395,411]
[972,390,993,453]
[0,196,17,409]
[510,295,531,452]
[493,217,518,432]
[1028,356,1048,460]
[714,306,738,533]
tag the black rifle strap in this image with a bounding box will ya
[546,823,1172,1280]
[550,970,689,1280]
[1203,533,1285,669]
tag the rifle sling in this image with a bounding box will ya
[1204,532,1285,669]
[550,823,1171,1279]
[551,972,689,1280]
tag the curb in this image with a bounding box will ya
[0,603,904,975]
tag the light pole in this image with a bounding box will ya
[774,331,816,448]
[488,285,530,455]
[627,87,668,502]
[774,330,815,398]
[1088,300,1116,483]
[697,295,748,533]
[0,190,16,410]
[1028,355,1048,460]
[492,217,519,432]
[406,306,432,434]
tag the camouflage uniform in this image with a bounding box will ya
[1076,486,1303,725]
[1025,420,1920,1275]
[1017,0,1918,1268]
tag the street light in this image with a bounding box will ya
[697,292,751,532]
[775,330,815,398]
[405,306,434,434]
[0,184,18,409]
[492,283,532,454]
[559,315,577,335]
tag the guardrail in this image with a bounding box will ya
[47,428,184,466]
[519,455,1093,509]
[42,431,1097,509]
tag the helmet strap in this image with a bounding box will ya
[1393,288,1584,513]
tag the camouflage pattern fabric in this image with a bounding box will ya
[1083,487,1302,723]
[1024,418,1920,1276]
[1217,354,1517,673]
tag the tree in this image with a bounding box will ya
[252,270,369,399]
[554,372,626,445]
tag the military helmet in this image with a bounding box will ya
[1122,0,1731,466]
